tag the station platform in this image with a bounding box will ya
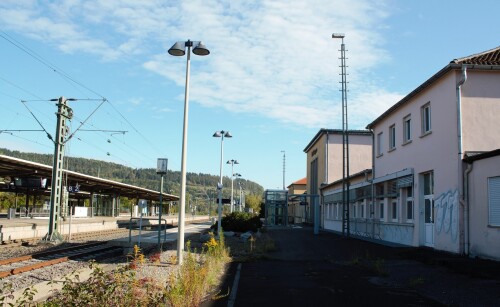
[0,215,210,243]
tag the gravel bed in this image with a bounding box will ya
[0,230,139,293]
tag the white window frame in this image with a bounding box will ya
[389,124,396,150]
[421,102,432,135]
[379,201,385,221]
[377,132,383,156]
[391,198,398,222]
[406,187,414,221]
[403,115,412,143]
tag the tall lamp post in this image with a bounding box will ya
[332,33,350,237]
[238,181,245,212]
[227,159,239,212]
[213,130,232,235]
[156,158,168,246]
[168,39,210,264]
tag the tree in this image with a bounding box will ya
[245,193,262,214]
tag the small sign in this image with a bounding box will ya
[68,184,80,193]
[157,158,168,174]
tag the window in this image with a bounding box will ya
[421,103,431,134]
[488,176,500,226]
[352,203,356,218]
[391,198,398,221]
[406,187,414,221]
[379,201,384,220]
[361,203,365,218]
[403,115,412,143]
[377,132,383,156]
[389,124,396,150]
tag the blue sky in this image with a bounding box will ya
[0,0,498,190]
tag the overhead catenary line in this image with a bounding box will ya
[1,31,164,162]
[20,100,53,141]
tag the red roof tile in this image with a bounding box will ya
[452,46,500,65]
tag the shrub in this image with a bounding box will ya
[218,212,263,232]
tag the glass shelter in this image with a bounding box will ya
[264,189,288,226]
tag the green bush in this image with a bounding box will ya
[218,212,262,232]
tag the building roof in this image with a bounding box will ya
[452,46,500,65]
[303,128,372,153]
[0,155,179,202]
[464,149,500,163]
[287,177,306,188]
[319,169,372,190]
[366,46,500,130]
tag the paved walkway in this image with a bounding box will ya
[205,226,500,307]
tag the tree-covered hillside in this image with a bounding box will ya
[0,148,264,207]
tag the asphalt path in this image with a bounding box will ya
[204,226,500,307]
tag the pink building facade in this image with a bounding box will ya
[320,46,500,259]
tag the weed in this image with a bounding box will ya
[408,276,425,287]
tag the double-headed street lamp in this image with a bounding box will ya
[168,39,210,264]
[227,159,239,212]
[213,130,232,235]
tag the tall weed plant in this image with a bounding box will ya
[1,236,229,307]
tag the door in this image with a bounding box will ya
[423,172,434,247]
[424,197,434,246]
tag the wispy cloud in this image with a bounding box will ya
[0,0,399,129]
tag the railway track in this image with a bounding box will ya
[0,241,124,279]
[0,228,131,247]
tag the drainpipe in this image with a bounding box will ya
[456,65,467,254]
[461,163,473,255]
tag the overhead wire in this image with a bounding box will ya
[1,31,163,166]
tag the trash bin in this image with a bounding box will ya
[7,208,16,219]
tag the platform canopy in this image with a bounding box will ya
[0,155,179,202]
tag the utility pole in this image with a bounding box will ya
[333,33,350,237]
[43,96,75,242]
[281,150,286,190]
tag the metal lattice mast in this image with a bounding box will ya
[333,33,350,237]
[281,150,286,190]
[43,97,73,242]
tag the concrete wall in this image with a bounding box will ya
[305,131,371,196]
[467,155,500,260]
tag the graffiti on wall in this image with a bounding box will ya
[434,189,459,242]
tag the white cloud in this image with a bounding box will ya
[0,0,398,130]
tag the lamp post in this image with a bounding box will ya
[332,33,350,237]
[168,39,210,264]
[156,158,168,246]
[227,159,239,212]
[238,181,245,212]
[213,130,232,235]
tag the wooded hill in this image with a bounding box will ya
[0,148,264,203]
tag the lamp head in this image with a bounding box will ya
[224,131,232,138]
[332,33,345,39]
[192,41,210,56]
[168,42,186,56]
[213,131,222,138]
